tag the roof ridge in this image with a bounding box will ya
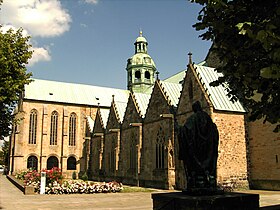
[192,64,245,113]
[158,81,172,106]
[132,92,142,117]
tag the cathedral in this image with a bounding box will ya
[9,32,279,190]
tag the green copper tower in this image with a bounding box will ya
[126,31,157,94]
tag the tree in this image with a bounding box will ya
[0,139,10,166]
[192,0,280,132]
[0,27,33,140]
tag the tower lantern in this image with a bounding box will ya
[126,31,157,94]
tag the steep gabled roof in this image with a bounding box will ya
[24,79,129,107]
[114,101,128,123]
[100,108,110,129]
[133,92,151,118]
[192,64,246,112]
[163,70,186,84]
[113,92,129,123]
[86,116,95,133]
[159,81,182,107]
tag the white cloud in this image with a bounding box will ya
[1,24,51,66]
[28,46,51,66]
[1,24,29,37]
[0,0,71,37]
[84,0,99,4]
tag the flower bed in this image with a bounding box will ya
[45,180,123,194]
[15,168,123,194]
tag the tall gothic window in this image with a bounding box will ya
[156,126,165,169]
[107,151,115,173]
[50,111,58,145]
[27,156,38,170]
[109,137,116,173]
[130,145,136,169]
[69,113,77,146]
[130,134,136,169]
[110,150,115,172]
[28,109,37,144]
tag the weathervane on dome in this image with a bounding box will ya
[139,29,143,37]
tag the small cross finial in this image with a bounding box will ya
[188,52,193,65]
[156,71,159,80]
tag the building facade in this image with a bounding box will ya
[9,32,279,191]
[175,62,248,189]
[9,79,129,178]
[9,99,95,178]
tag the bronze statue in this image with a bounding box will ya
[177,101,219,195]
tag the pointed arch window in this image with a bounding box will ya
[109,137,116,172]
[129,134,136,170]
[50,111,58,145]
[28,109,38,144]
[110,151,115,172]
[69,113,77,146]
[156,126,165,169]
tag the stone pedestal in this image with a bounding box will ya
[24,186,35,195]
[152,192,259,210]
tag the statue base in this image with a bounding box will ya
[152,192,259,210]
[182,187,224,196]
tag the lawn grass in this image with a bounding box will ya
[121,185,155,193]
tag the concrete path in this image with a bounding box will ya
[1,174,280,210]
[0,174,156,210]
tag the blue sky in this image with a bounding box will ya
[1,0,211,89]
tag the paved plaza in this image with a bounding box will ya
[1,174,280,210]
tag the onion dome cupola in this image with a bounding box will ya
[126,31,157,94]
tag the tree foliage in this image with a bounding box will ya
[192,0,280,132]
[0,140,10,166]
[0,27,33,140]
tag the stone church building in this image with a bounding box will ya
[9,32,279,190]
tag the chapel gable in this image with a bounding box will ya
[144,81,171,123]
[122,93,142,129]
[177,63,212,121]
[106,104,120,131]
[93,109,105,133]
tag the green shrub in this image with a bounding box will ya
[81,172,88,181]
[15,169,29,180]
[72,171,77,180]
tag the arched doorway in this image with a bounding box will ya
[27,155,38,171]
[67,156,76,170]
[47,156,59,170]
